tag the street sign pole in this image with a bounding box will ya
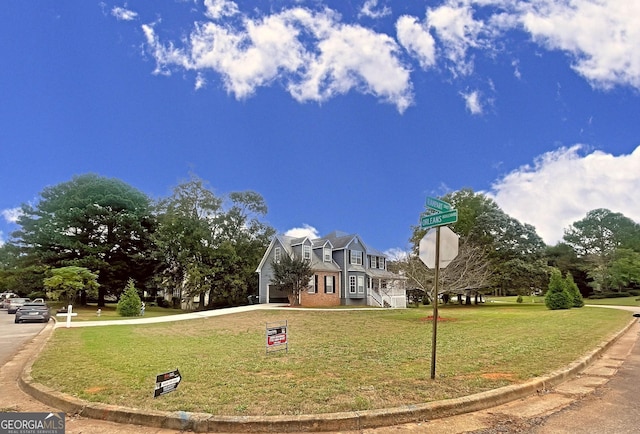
[431,226,440,380]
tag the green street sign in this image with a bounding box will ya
[421,209,458,229]
[425,197,452,212]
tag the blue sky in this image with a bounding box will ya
[1,0,639,256]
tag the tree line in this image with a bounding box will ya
[0,173,274,307]
[1,177,639,308]
[398,189,640,304]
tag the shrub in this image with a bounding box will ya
[516,295,523,303]
[117,279,142,317]
[545,269,572,310]
[565,273,584,308]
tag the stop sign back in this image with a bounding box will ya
[419,227,459,269]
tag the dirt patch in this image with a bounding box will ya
[84,386,107,394]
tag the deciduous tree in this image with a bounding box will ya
[270,254,314,306]
[43,266,99,305]
[563,209,640,292]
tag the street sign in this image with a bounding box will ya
[425,197,452,212]
[421,209,458,229]
[154,369,182,398]
[419,227,459,269]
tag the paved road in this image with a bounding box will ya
[0,307,47,366]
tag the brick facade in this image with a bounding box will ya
[299,271,341,307]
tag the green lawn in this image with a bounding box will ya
[487,295,640,307]
[583,296,640,306]
[31,304,632,416]
[49,303,185,321]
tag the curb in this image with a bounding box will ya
[18,317,637,433]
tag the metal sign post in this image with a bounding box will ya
[420,197,459,380]
[431,226,440,380]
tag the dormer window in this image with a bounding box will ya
[324,247,332,262]
[303,245,311,261]
[370,256,377,269]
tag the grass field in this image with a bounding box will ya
[487,295,640,307]
[49,303,186,321]
[30,303,633,416]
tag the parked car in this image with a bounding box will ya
[7,298,31,314]
[1,293,17,309]
[15,302,50,323]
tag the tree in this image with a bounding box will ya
[210,191,275,306]
[0,243,47,296]
[545,243,589,296]
[12,174,157,306]
[153,174,274,308]
[405,189,547,301]
[565,272,584,308]
[270,254,314,306]
[564,208,640,256]
[117,279,142,317]
[153,174,224,308]
[545,268,572,310]
[563,209,640,293]
[607,249,640,291]
[43,266,99,305]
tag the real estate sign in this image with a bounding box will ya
[154,369,182,398]
[266,321,288,354]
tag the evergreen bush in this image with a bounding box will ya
[565,273,584,308]
[516,295,523,303]
[117,279,142,317]
[545,268,572,310]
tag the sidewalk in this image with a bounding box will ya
[53,303,287,328]
[5,305,640,433]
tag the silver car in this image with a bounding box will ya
[7,298,31,314]
[14,302,50,323]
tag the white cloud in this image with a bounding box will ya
[194,72,206,90]
[488,145,640,245]
[203,0,239,20]
[2,207,22,223]
[111,6,138,21]
[384,247,408,261]
[284,224,320,239]
[396,15,437,70]
[142,7,413,112]
[425,1,486,76]
[460,89,483,114]
[288,17,413,112]
[359,0,391,20]
[518,0,640,90]
[134,0,640,112]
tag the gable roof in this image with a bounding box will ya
[257,230,394,273]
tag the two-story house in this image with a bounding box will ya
[256,231,406,308]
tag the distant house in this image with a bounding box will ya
[256,231,407,308]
